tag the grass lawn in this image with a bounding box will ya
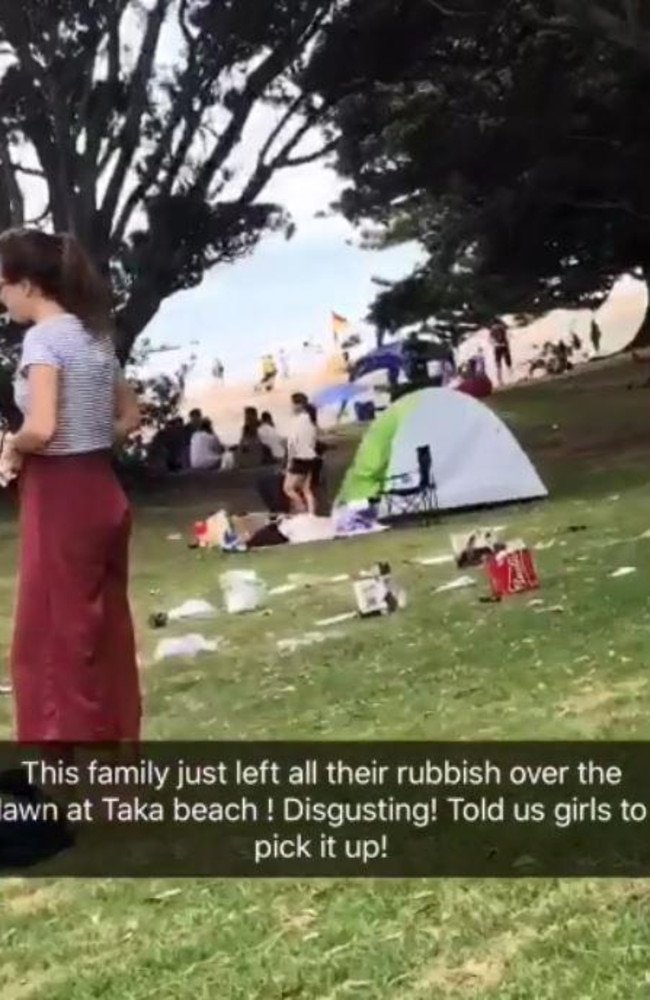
[2,360,650,998]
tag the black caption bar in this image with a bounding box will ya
[1,742,650,877]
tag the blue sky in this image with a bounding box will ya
[143,162,424,387]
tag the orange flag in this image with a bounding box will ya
[331,312,349,343]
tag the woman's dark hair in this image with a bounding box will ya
[0,228,113,334]
[291,392,317,425]
[242,406,259,439]
[260,411,274,426]
[291,392,308,409]
[200,418,213,433]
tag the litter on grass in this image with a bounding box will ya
[168,599,218,621]
[435,575,476,594]
[535,539,557,551]
[154,634,220,661]
[285,572,351,587]
[411,554,455,567]
[220,570,267,613]
[147,888,184,903]
[610,567,637,578]
[268,583,301,596]
[315,612,358,627]
[353,563,403,617]
[452,528,505,568]
[277,631,344,653]
[150,598,218,629]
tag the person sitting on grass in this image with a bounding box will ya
[189,418,223,471]
[258,411,286,465]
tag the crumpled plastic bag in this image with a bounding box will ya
[220,570,267,613]
[167,599,218,621]
[153,634,220,661]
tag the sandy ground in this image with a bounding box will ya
[186,277,648,443]
[456,276,648,386]
[184,354,356,444]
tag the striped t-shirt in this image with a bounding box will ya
[14,313,120,456]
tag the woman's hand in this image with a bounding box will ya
[0,433,22,485]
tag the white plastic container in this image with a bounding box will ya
[220,570,267,614]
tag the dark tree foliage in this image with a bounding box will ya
[310,0,650,340]
[0,0,349,358]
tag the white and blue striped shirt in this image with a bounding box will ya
[14,313,120,455]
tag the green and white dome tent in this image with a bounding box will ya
[335,387,547,515]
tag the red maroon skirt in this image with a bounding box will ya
[10,451,141,745]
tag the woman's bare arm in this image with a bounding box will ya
[13,365,58,454]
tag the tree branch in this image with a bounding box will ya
[423,0,476,16]
[236,110,332,208]
[281,138,338,167]
[193,4,333,197]
[255,94,308,166]
[0,130,24,227]
[100,0,169,235]
[563,197,650,224]
[112,0,208,244]
[26,202,51,227]
[82,0,130,172]
[556,0,650,59]
[2,36,68,230]
[13,164,45,178]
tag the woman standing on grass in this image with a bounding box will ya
[284,392,318,514]
[0,228,142,749]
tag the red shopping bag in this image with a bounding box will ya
[485,547,539,598]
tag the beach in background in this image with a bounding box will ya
[185,274,648,444]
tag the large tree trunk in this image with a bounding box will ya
[114,288,164,364]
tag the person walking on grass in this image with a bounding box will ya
[590,318,602,356]
[284,392,318,514]
[0,228,142,752]
[489,320,512,386]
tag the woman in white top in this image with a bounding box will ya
[284,392,318,514]
[190,418,223,470]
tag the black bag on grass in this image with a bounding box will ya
[0,767,74,870]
